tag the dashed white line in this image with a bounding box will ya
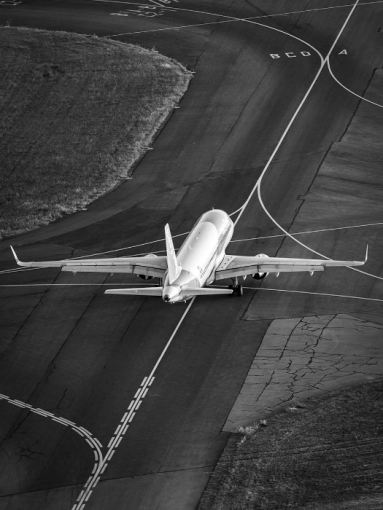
[0,394,103,503]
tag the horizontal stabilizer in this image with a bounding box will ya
[183,287,233,296]
[105,287,163,296]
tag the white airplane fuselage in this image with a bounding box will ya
[162,210,234,303]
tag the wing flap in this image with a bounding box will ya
[215,254,365,281]
[11,247,167,278]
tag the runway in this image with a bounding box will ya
[0,1,383,508]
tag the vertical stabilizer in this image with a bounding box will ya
[165,224,181,284]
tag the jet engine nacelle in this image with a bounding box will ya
[252,253,269,280]
[138,253,157,280]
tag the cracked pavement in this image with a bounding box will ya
[224,314,383,431]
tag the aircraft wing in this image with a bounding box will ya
[214,250,367,281]
[11,247,167,279]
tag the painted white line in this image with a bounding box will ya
[71,2,371,508]
[9,401,26,408]
[134,388,141,398]
[141,388,149,398]
[91,476,101,488]
[230,221,383,243]
[136,400,142,410]
[97,0,383,38]
[114,424,122,435]
[52,417,67,425]
[100,463,109,474]
[115,436,123,447]
[327,60,383,109]
[140,377,148,386]
[122,423,129,434]
[74,428,84,437]
[148,376,155,386]
[250,286,383,303]
[79,426,92,435]
[236,1,362,228]
[31,410,47,417]
[127,400,135,410]
[60,418,76,426]
[106,450,115,461]
[105,4,324,64]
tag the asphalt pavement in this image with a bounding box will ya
[0,1,382,509]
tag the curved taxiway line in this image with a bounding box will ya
[327,59,383,108]
[0,392,103,496]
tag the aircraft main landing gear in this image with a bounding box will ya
[229,278,243,296]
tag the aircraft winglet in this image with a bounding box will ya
[10,246,21,266]
[165,224,181,284]
[10,246,33,267]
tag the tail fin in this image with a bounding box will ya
[165,224,181,284]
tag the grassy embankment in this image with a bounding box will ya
[200,379,383,509]
[0,26,192,239]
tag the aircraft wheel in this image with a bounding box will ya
[229,284,243,296]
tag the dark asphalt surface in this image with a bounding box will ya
[0,1,382,509]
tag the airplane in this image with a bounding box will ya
[11,209,367,304]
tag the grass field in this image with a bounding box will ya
[199,379,383,509]
[0,26,192,239]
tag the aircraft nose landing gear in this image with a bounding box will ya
[229,277,243,296]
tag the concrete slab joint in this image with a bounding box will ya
[224,314,383,431]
